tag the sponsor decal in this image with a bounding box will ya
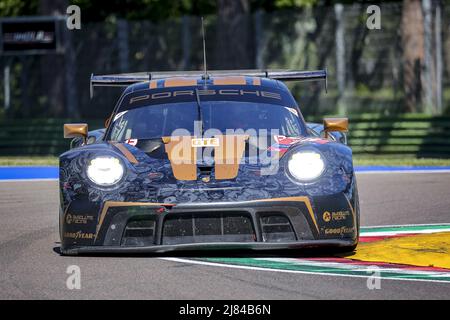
[66,214,94,225]
[125,138,138,146]
[323,226,354,235]
[322,210,351,222]
[273,135,302,146]
[64,231,95,240]
[303,137,330,144]
[323,211,331,222]
[191,138,220,148]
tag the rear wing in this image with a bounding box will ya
[90,69,327,98]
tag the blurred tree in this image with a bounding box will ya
[70,0,216,22]
[401,0,424,113]
[67,0,324,22]
[0,0,38,16]
[214,0,253,69]
[39,0,68,117]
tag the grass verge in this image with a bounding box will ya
[353,156,450,167]
[0,157,58,166]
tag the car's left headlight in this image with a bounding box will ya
[86,156,124,186]
[287,150,325,182]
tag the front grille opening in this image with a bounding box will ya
[162,212,255,245]
[121,217,156,247]
[260,214,296,242]
[198,166,213,175]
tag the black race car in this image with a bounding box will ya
[59,69,359,255]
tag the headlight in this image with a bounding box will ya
[287,150,325,182]
[86,156,124,186]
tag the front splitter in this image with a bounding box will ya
[61,239,356,255]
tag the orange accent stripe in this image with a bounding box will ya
[254,196,319,234]
[113,143,138,164]
[252,77,261,86]
[164,78,198,87]
[214,135,248,180]
[163,136,198,180]
[149,80,158,89]
[213,76,246,85]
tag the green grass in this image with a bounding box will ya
[353,156,450,167]
[0,157,58,166]
[1,156,450,167]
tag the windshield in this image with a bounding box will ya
[108,101,305,141]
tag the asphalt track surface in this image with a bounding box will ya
[0,172,449,299]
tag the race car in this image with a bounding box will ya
[59,69,359,255]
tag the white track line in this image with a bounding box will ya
[361,223,450,228]
[160,257,450,284]
[361,228,450,237]
[356,170,450,174]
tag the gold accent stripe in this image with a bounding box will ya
[149,80,158,89]
[254,196,319,234]
[113,143,138,164]
[214,135,248,180]
[163,136,198,180]
[164,78,197,87]
[213,76,246,85]
[252,77,261,86]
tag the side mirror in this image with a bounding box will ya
[64,123,88,144]
[323,118,348,139]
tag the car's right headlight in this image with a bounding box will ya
[86,156,124,186]
[287,150,325,182]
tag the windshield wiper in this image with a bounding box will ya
[195,88,204,136]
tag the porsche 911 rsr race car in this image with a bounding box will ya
[59,69,359,255]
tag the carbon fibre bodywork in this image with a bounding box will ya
[59,76,359,255]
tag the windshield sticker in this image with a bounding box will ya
[274,135,302,145]
[302,137,330,144]
[113,111,128,122]
[125,139,138,146]
[285,107,299,117]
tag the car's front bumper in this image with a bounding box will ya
[60,195,358,255]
